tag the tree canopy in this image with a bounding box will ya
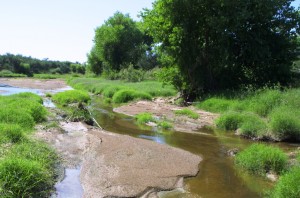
[142,0,300,99]
[92,12,145,72]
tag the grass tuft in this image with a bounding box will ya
[135,113,155,124]
[52,90,90,105]
[0,124,24,143]
[174,108,199,119]
[112,89,152,103]
[235,143,287,176]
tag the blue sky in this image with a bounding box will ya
[0,0,299,63]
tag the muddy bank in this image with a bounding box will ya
[114,99,219,133]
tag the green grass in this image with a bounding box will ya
[235,143,287,176]
[0,70,27,77]
[197,88,300,141]
[112,89,152,103]
[0,124,24,144]
[157,121,173,129]
[0,93,59,197]
[135,113,156,124]
[268,167,300,198]
[52,90,91,105]
[67,77,177,103]
[174,108,199,119]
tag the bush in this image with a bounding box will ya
[174,108,199,119]
[269,167,300,198]
[52,90,91,105]
[112,89,152,103]
[0,124,24,143]
[269,107,300,140]
[0,158,53,197]
[235,144,287,176]
[135,113,155,124]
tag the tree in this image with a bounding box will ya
[93,12,144,71]
[142,0,300,99]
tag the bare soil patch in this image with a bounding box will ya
[0,78,68,90]
[114,98,219,133]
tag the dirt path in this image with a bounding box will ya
[114,99,219,134]
[2,78,202,197]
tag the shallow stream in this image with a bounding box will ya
[90,97,299,198]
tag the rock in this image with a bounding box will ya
[227,148,239,156]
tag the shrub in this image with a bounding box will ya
[197,98,237,113]
[215,111,244,130]
[0,158,53,197]
[112,89,152,103]
[269,167,300,198]
[0,124,24,143]
[235,144,287,176]
[135,113,155,124]
[269,107,300,140]
[174,108,199,119]
[52,90,91,105]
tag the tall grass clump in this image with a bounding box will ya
[197,98,237,113]
[112,89,151,103]
[102,85,125,98]
[269,106,300,141]
[0,107,35,130]
[52,90,90,105]
[0,124,24,143]
[215,111,244,130]
[135,113,156,124]
[0,158,53,197]
[268,167,300,198]
[174,108,199,119]
[235,144,287,176]
[12,92,43,104]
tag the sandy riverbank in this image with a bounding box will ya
[2,78,202,197]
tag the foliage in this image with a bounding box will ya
[0,53,82,75]
[0,70,27,77]
[215,111,245,131]
[68,78,177,102]
[142,0,300,97]
[0,124,24,144]
[157,121,173,130]
[112,89,152,103]
[197,98,238,113]
[235,144,288,176]
[52,90,91,105]
[93,12,145,71]
[174,108,199,119]
[268,167,300,198]
[269,106,300,140]
[135,113,156,124]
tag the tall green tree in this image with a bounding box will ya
[93,12,144,71]
[142,0,300,99]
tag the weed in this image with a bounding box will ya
[235,143,287,176]
[174,108,199,119]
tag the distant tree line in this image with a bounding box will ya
[88,1,300,101]
[0,53,85,76]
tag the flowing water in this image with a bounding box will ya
[90,97,299,198]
